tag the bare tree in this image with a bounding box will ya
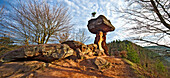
[73,29,90,43]
[51,28,90,44]
[53,31,73,43]
[0,0,73,45]
[115,0,170,48]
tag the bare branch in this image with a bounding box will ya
[150,0,170,29]
[155,0,170,18]
[134,38,170,48]
[115,0,170,48]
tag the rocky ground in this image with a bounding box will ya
[0,56,135,78]
[0,41,136,78]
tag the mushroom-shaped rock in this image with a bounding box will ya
[87,15,115,56]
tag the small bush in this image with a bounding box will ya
[120,50,127,58]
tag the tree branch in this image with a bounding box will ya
[134,38,170,48]
[150,0,170,30]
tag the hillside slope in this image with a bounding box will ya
[107,40,170,78]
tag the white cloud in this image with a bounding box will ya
[58,0,127,44]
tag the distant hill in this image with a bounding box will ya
[144,46,170,50]
[145,46,170,62]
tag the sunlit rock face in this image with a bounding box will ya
[87,15,115,56]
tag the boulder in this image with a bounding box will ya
[61,40,85,50]
[62,41,93,57]
[0,44,74,62]
[94,57,112,70]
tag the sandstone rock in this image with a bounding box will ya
[87,15,115,34]
[61,40,85,50]
[0,44,74,62]
[87,15,115,56]
[0,61,45,78]
[0,56,136,78]
[94,57,112,70]
[51,44,74,59]
[67,48,82,61]
[94,49,106,56]
[62,41,93,57]
[87,44,98,52]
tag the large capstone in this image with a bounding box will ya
[87,15,115,34]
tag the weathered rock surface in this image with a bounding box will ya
[61,40,85,50]
[62,41,103,59]
[0,41,108,63]
[0,61,45,78]
[87,15,115,56]
[94,57,112,70]
[0,56,136,78]
[0,44,74,62]
[87,44,98,52]
[87,15,115,34]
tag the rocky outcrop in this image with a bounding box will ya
[0,44,74,62]
[62,41,106,59]
[0,41,107,62]
[87,15,115,56]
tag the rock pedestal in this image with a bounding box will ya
[87,15,115,56]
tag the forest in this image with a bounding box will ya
[107,40,170,77]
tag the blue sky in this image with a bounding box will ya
[0,0,128,44]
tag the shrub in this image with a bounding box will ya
[120,50,127,58]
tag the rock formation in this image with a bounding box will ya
[87,15,115,56]
[0,14,139,78]
[0,44,74,62]
[0,41,106,62]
